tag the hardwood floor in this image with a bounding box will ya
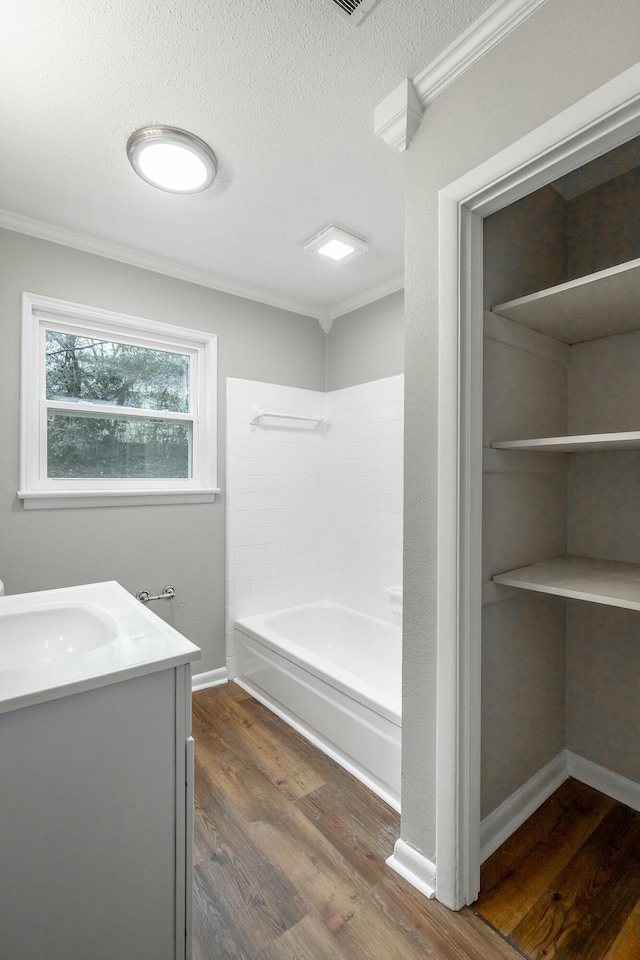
[475,778,640,960]
[191,684,521,960]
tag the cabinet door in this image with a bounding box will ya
[0,671,178,960]
[185,735,195,959]
[175,664,195,960]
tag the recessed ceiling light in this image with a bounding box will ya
[127,126,217,194]
[304,224,368,264]
[317,238,355,261]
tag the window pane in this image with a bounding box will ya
[47,414,192,479]
[45,332,190,413]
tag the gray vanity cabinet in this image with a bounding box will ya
[0,664,195,960]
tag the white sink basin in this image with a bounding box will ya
[0,602,118,672]
[0,581,200,715]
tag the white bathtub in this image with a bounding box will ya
[234,601,402,810]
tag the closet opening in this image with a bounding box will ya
[473,136,640,958]
[434,69,640,918]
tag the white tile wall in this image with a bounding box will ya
[226,375,404,672]
[324,376,404,622]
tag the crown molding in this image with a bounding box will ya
[0,208,321,320]
[0,208,405,326]
[329,273,404,320]
[318,311,334,334]
[413,0,550,106]
[373,79,424,153]
[374,0,550,152]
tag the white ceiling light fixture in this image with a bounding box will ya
[127,126,217,194]
[304,224,368,265]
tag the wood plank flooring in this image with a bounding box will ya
[475,778,640,960]
[191,684,521,960]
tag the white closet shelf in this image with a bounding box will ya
[493,556,640,610]
[492,258,640,343]
[491,431,640,453]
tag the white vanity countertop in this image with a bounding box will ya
[0,580,201,714]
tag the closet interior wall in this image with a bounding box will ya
[481,156,640,825]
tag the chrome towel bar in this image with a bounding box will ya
[250,405,326,425]
[136,585,176,604]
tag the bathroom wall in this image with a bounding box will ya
[323,376,404,621]
[482,185,567,310]
[0,228,326,674]
[226,375,404,672]
[401,0,639,866]
[326,290,404,390]
[481,318,569,817]
[566,602,640,782]
[566,166,640,278]
[225,379,326,672]
[480,199,569,819]
[565,329,640,783]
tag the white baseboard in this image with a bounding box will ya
[192,667,228,692]
[386,838,436,899]
[567,751,640,813]
[480,751,568,863]
[480,750,640,863]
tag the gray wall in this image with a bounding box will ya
[482,594,567,816]
[482,308,568,817]
[402,0,639,862]
[483,185,567,309]
[566,602,640,782]
[568,329,640,435]
[566,329,640,781]
[567,166,640,278]
[0,228,326,673]
[326,290,404,390]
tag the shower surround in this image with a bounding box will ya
[225,375,404,806]
[225,375,404,668]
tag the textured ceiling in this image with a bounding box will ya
[0,0,497,316]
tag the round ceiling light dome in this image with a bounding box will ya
[127,126,217,194]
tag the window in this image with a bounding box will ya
[19,293,218,508]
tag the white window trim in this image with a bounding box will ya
[19,292,220,509]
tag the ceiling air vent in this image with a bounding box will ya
[322,0,382,26]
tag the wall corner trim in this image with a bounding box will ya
[192,667,228,692]
[479,752,640,868]
[386,838,436,899]
[0,209,322,321]
[0,209,404,328]
[480,751,568,864]
[374,0,550,146]
[318,311,334,334]
[374,78,423,152]
[567,752,640,813]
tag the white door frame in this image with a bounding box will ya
[435,62,640,910]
